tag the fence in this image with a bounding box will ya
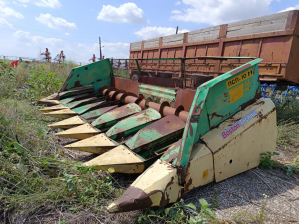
[0,55,88,66]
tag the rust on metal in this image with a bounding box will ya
[129,10,299,83]
[81,105,118,120]
[174,88,196,112]
[138,77,183,88]
[91,103,142,129]
[111,77,139,95]
[125,114,185,153]
[58,86,94,99]
[59,93,91,105]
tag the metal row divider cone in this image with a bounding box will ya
[39,86,189,175]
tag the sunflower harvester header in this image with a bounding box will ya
[38,57,277,212]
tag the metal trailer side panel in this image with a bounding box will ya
[129,10,299,84]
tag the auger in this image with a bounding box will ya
[39,57,277,212]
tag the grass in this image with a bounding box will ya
[275,99,299,172]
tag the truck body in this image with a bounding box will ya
[129,10,299,87]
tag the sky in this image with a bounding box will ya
[0,0,298,64]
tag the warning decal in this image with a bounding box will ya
[229,83,244,104]
[226,69,253,89]
[202,170,208,179]
[221,109,258,139]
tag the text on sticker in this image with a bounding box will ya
[226,69,253,89]
[221,109,258,139]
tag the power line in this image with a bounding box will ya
[0,28,97,44]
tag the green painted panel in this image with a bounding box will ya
[72,97,108,114]
[91,103,141,129]
[173,58,263,184]
[60,59,113,92]
[125,114,185,153]
[60,96,76,105]
[205,66,260,128]
[106,108,161,139]
[81,105,118,120]
[138,83,176,100]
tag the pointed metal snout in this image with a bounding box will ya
[64,133,118,154]
[39,104,69,112]
[107,159,181,213]
[84,145,145,173]
[38,93,60,106]
[48,115,86,129]
[43,108,78,119]
[55,123,100,139]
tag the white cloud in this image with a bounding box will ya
[13,1,27,7]
[17,0,61,8]
[171,0,274,25]
[35,13,77,30]
[97,2,145,24]
[280,5,299,12]
[134,26,189,40]
[0,3,24,19]
[0,18,13,28]
[172,10,181,14]
[64,32,71,36]
[175,1,181,5]
[14,30,63,46]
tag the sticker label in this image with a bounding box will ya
[221,109,258,139]
[229,83,244,104]
[226,69,253,89]
[245,86,250,91]
[202,169,208,179]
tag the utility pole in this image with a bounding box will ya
[176,26,178,34]
[99,37,102,60]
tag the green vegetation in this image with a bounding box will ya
[275,99,299,174]
[259,151,280,169]
[138,198,217,224]
[113,68,130,79]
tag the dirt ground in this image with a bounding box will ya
[56,133,299,224]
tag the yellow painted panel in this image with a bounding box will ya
[40,104,69,112]
[84,145,145,174]
[183,143,214,193]
[65,133,117,154]
[91,163,145,174]
[202,98,275,153]
[201,98,277,182]
[66,133,117,147]
[48,115,86,129]
[213,109,276,182]
[43,108,77,119]
[131,160,181,206]
[55,123,99,139]
[38,99,61,106]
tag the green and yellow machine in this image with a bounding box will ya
[39,57,277,212]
